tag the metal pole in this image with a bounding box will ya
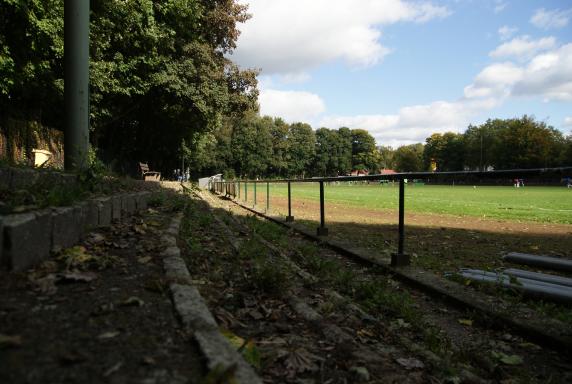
[391,178,410,266]
[64,0,90,171]
[266,182,269,212]
[254,182,257,206]
[238,181,241,199]
[286,181,294,221]
[245,182,248,201]
[317,181,328,236]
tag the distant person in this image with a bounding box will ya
[519,178,524,187]
[513,178,519,188]
[565,177,572,188]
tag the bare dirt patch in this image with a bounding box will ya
[0,199,204,383]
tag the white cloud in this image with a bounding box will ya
[259,89,325,123]
[231,0,450,75]
[319,42,572,146]
[498,25,518,41]
[563,117,572,127]
[494,1,508,14]
[489,35,556,60]
[531,8,571,29]
[319,98,498,147]
[512,43,572,101]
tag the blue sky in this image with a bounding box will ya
[229,0,572,147]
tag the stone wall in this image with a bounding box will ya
[1,191,152,271]
[0,119,64,168]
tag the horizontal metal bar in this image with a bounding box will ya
[218,166,572,184]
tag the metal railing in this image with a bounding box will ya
[209,167,572,266]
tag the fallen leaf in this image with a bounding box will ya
[518,342,541,350]
[59,349,89,364]
[492,351,523,365]
[281,348,320,377]
[0,334,22,348]
[98,331,120,340]
[34,274,58,295]
[142,356,156,365]
[458,319,473,327]
[137,256,152,264]
[87,233,106,244]
[221,329,261,368]
[57,271,97,283]
[121,297,145,307]
[396,357,425,370]
[57,246,94,269]
[248,309,264,320]
[103,361,123,377]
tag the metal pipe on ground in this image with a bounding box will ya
[459,271,572,304]
[503,252,572,273]
[504,268,572,288]
[460,269,570,290]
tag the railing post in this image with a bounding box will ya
[254,182,257,206]
[391,178,410,266]
[245,182,248,201]
[266,182,270,212]
[286,181,294,222]
[238,181,241,199]
[317,181,328,236]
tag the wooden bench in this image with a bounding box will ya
[139,162,161,181]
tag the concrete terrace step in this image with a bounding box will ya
[1,192,152,271]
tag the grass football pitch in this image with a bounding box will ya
[244,183,572,225]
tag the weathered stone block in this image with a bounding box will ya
[74,202,89,240]
[3,210,52,271]
[0,168,11,190]
[83,200,99,230]
[121,194,137,216]
[111,196,122,221]
[97,197,112,226]
[52,206,82,251]
[0,217,4,268]
[10,168,39,189]
[135,192,149,212]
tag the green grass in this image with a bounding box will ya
[259,183,572,224]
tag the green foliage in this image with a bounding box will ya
[1,0,258,173]
[424,132,465,171]
[394,143,425,172]
[286,122,316,178]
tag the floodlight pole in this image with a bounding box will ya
[64,0,90,171]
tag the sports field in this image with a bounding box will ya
[245,183,572,225]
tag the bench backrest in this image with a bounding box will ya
[139,162,150,173]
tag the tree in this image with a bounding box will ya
[463,121,502,171]
[286,122,315,178]
[491,116,564,169]
[394,144,425,172]
[268,117,289,177]
[424,132,465,171]
[336,127,353,175]
[1,0,259,174]
[351,129,379,171]
[0,0,64,124]
[378,146,395,170]
[231,113,272,178]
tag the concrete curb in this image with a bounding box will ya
[161,212,263,384]
[1,191,153,271]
